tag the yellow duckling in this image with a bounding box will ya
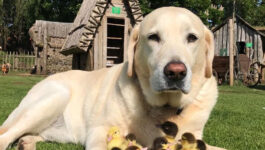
[179,132,197,150]
[107,126,127,150]
[157,121,178,150]
[125,133,138,147]
[152,137,168,150]
[196,140,206,150]
[125,133,148,150]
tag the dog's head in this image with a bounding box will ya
[127,7,214,107]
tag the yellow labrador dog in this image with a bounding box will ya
[0,7,224,150]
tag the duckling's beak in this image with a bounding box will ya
[107,135,113,142]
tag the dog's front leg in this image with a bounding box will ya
[85,126,108,150]
[171,101,212,139]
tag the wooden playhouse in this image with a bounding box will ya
[60,0,143,71]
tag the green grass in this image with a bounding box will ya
[0,75,265,149]
[0,75,84,150]
[204,85,265,150]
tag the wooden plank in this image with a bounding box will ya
[102,16,107,68]
[17,52,19,71]
[88,49,93,71]
[107,23,125,27]
[12,52,14,71]
[241,24,246,42]
[5,51,7,64]
[94,29,99,70]
[222,24,227,53]
[8,52,11,66]
[257,35,263,63]
[107,37,123,40]
[97,17,103,69]
[229,19,234,86]
[238,22,242,41]
[2,51,4,64]
[218,27,223,55]
[253,34,258,61]
[226,23,230,56]
[221,25,224,49]
[107,47,121,50]
[43,22,48,74]
[235,21,238,41]
[123,17,129,62]
[27,52,30,70]
[107,56,119,59]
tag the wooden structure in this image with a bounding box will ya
[60,0,143,70]
[0,51,35,72]
[212,15,265,80]
[29,20,73,74]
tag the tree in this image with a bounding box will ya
[221,0,264,26]
[0,0,82,52]
[139,0,265,28]
[139,0,212,25]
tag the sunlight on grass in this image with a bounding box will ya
[204,85,265,150]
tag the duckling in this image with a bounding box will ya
[126,146,140,150]
[196,140,206,150]
[159,121,178,144]
[112,148,122,150]
[107,126,127,150]
[125,133,148,150]
[156,121,178,150]
[152,137,168,150]
[180,132,197,150]
[126,133,137,147]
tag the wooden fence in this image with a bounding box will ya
[0,51,35,72]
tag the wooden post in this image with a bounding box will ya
[5,51,7,63]
[16,52,19,71]
[8,52,11,65]
[12,52,15,71]
[229,18,234,86]
[261,67,265,81]
[33,44,41,74]
[2,52,4,64]
[23,52,25,71]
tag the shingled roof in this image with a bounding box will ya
[60,0,142,55]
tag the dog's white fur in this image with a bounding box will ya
[0,7,224,150]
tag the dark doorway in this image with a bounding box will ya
[236,41,246,54]
[106,18,125,67]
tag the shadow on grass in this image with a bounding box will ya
[249,84,265,90]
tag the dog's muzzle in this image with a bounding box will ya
[150,60,191,94]
[164,61,187,81]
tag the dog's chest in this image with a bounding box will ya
[127,106,181,146]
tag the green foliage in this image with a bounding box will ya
[139,0,212,25]
[139,0,265,28]
[208,7,224,28]
[221,0,265,26]
[0,0,82,52]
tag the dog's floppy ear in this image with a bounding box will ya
[127,24,140,77]
[204,27,214,78]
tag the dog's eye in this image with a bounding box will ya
[187,34,198,43]
[148,33,160,42]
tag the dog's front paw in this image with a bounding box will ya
[207,144,227,150]
[0,137,10,150]
[17,136,38,150]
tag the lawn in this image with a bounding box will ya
[0,75,265,150]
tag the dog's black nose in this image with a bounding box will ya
[164,61,187,81]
